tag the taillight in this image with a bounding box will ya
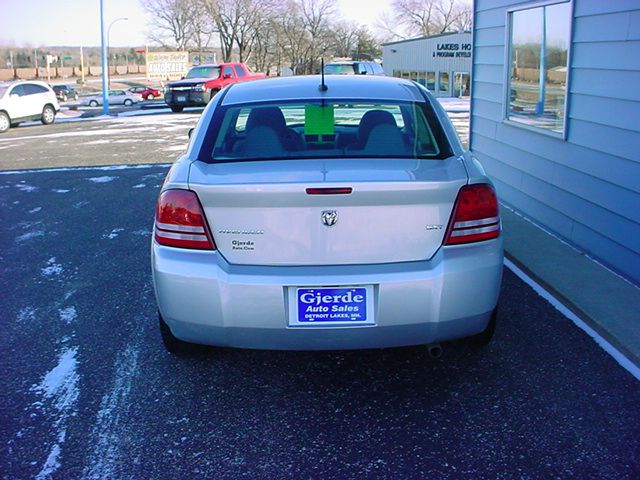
[444,184,500,245]
[154,189,215,250]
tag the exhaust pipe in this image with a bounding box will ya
[427,343,443,359]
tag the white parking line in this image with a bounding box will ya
[504,258,640,381]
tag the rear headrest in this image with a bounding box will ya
[358,110,397,142]
[246,107,287,133]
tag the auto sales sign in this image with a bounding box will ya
[146,51,189,81]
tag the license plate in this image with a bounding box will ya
[177,95,186,102]
[289,286,374,326]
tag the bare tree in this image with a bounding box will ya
[140,0,197,50]
[379,0,472,40]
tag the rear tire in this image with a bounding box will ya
[41,105,56,125]
[0,112,10,133]
[147,93,155,100]
[466,307,497,347]
[159,314,193,354]
[124,99,133,106]
[89,100,98,107]
[170,106,184,113]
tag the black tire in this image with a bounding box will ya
[466,307,497,347]
[170,106,184,113]
[0,111,10,133]
[124,99,133,106]
[159,314,193,354]
[147,93,155,100]
[41,105,56,125]
[89,100,98,107]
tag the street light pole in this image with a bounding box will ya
[107,17,128,90]
[99,0,109,115]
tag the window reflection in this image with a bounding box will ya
[508,2,571,134]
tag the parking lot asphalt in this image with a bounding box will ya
[0,112,639,479]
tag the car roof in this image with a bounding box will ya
[221,75,425,105]
[0,80,51,88]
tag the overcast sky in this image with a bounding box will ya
[0,0,398,48]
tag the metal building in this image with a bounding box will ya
[470,0,640,284]
[382,31,473,97]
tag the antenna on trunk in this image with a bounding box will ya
[319,58,328,92]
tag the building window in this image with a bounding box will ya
[439,72,449,94]
[426,72,435,91]
[507,1,571,134]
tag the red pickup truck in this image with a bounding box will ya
[164,63,265,112]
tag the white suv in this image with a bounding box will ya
[0,81,60,133]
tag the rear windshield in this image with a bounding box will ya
[323,64,356,75]
[199,99,453,163]
[186,66,220,79]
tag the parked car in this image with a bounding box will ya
[323,61,385,76]
[0,80,60,133]
[52,84,79,102]
[128,86,161,100]
[152,75,503,355]
[164,63,266,113]
[83,89,141,107]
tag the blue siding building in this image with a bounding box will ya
[470,0,640,284]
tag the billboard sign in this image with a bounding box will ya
[146,51,189,81]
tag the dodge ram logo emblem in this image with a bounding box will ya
[321,210,338,227]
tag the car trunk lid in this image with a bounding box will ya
[188,158,467,266]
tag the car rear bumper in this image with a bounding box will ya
[151,239,503,350]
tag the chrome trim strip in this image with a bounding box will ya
[156,222,205,233]
[155,229,207,241]
[450,224,500,237]
[454,216,500,229]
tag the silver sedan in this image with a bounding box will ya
[82,89,141,107]
[152,75,503,354]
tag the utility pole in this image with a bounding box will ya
[80,44,85,84]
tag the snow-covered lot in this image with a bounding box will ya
[1,105,639,479]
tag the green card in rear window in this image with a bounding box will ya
[304,105,335,135]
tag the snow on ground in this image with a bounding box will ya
[437,97,470,113]
[59,306,78,324]
[31,346,81,480]
[42,258,63,276]
[87,176,116,184]
[82,345,140,480]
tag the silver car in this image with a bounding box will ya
[152,75,503,354]
[83,89,140,107]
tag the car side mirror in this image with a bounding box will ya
[188,128,194,139]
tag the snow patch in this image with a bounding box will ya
[163,145,186,152]
[32,347,80,411]
[53,189,71,193]
[132,183,146,189]
[17,307,37,323]
[59,306,77,324]
[133,229,151,237]
[42,258,63,276]
[36,437,63,480]
[88,176,116,183]
[103,228,124,239]
[29,207,43,213]
[15,183,37,192]
[82,346,139,480]
[16,230,45,243]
